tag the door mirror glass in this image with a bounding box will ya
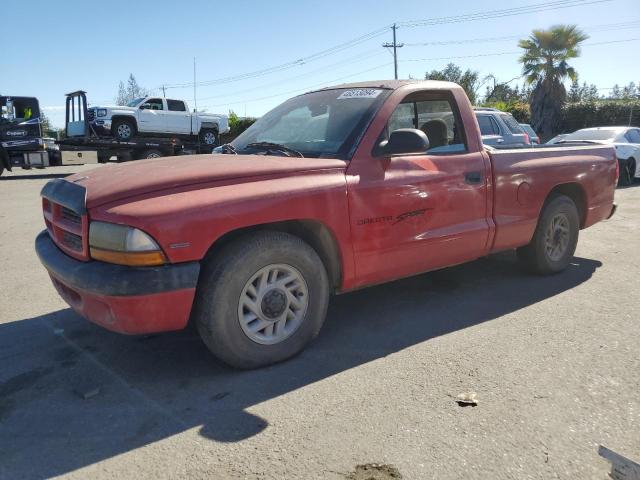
[378,128,430,156]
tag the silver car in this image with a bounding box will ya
[474,108,530,147]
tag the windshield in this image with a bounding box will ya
[126,97,145,107]
[562,129,619,142]
[231,88,390,159]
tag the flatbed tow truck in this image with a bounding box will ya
[58,91,213,164]
[1,91,214,176]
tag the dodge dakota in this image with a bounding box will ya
[36,80,618,368]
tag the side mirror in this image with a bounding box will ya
[378,128,430,156]
[140,104,149,110]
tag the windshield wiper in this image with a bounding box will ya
[246,142,304,158]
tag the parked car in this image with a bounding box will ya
[554,126,640,185]
[37,80,618,369]
[519,123,540,144]
[546,134,568,145]
[89,96,230,145]
[474,107,531,146]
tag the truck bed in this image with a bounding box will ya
[487,144,617,252]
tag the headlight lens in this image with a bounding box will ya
[97,109,107,117]
[89,221,166,266]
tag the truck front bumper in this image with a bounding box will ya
[35,230,200,334]
[89,120,112,136]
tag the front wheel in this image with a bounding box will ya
[112,119,135,141]
[193,231,330,369]
[199,128,218,147]
[517,195,580,275]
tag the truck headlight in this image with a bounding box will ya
[89,221,166,266]
[97,109,107,117]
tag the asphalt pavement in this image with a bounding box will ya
[0,165,638,479]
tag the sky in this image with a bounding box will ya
[3,0,639,128]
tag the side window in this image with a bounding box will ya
[477,115,498,135]
[167,100,186,112]
[384,93,467,154]
[626,129,640,143]
[142,98,164,110]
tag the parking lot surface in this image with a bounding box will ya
[1,165,638,479]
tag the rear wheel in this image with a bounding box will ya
[193,231,330,369]
[517,195,579,275]
[112,119,136,141]
[138,149,163,160]
[622,158,636,186]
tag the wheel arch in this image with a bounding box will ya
[203,220,343,291]
[544,182,587,228]
[199,122,219,132]
[111,115,137,134]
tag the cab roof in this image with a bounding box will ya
[313,79,462,92]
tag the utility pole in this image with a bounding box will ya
[193,57,197,112]
[382,23,403,80]
[161,85,166,98]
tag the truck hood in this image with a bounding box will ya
[90,105,135,111]
[66,154,347,209]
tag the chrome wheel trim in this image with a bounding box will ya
[544,213,570,262]
[237,263,309,345]
[146,152,161,158]
[203,131,216,145]
[117,123,132,138]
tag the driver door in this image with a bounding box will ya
[138,98,167,133]
[346,90,490,288]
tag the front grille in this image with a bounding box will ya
[61,206,81,224]
[42,196,89,261]
[62,230,83,251]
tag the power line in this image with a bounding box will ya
[196,48,384,102]
[398,0,611,28]
[197,62,393,110]
[402,38,640,63]
[162,26,391,89]
[402,20,640,47]
[161,0,609,91]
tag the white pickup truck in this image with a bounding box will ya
[89,96,229,146]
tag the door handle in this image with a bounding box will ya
[464,171,482,184]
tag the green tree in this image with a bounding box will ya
[115,74,149,105]
[425,63,481,105]
[519,24,588,140]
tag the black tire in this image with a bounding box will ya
[193,231,330,369]
[112,119,136,141]
[622,158,636,186]
[199,128,218,147]
[517,195,580,275]
[138,149,163,160]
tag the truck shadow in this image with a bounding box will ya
[0,252,601,478]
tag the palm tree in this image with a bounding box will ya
[519,25,588,140]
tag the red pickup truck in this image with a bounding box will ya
[36,80,618,368]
